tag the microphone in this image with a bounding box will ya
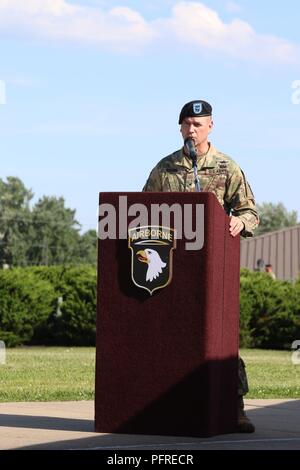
[184,138,197,164]
[184,138,201,192]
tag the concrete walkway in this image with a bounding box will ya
[0,399,300,450]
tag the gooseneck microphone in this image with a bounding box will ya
[184,138,201,192]
[184,137,197,163]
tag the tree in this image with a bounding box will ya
[255,202,298,236]
[28,196,81,265]
[0,177,97,267]
[0,177,33,267]
[75,229,97,265]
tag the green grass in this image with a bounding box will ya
[0,347,299,402]
[0,347,95,402]
[242,349,300,398]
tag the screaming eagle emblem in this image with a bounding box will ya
[128,226,176,295]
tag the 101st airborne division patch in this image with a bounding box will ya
[128,226,176,295]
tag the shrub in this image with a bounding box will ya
[1,265,299,349]
[30,265,97,345]
[240,269,300,349]
[0,265,96,346]
[0,268,56,346]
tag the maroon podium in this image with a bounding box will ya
[95,192,240,437]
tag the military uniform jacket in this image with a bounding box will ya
[143,143,259,237]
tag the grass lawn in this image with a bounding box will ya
[242,348,300,399]
[0,347,95,402]
[0,347,299,402]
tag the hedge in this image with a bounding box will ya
[0,266,96,347]
[240,269,300,349]
[0,266,299,348]
[0,268,56,347]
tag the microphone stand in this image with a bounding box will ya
[184,138,201,192]
[191,155,201,192]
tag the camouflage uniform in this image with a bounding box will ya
[143,143,258,395]
[143,143,258,238]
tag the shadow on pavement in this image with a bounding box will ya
[0,414,94,432]
[1,399,299,450]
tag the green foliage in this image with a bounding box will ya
[76,230,98,265]
[256,202,298,236]
[53,266,97,345]
[28,196,81,265]
[1,266,299,349]
[30,266,97,345]
[240,269,300,349]
[0,266,96,346]
[0,176,97,267]
[0,177,33,267]
[0,268,56,346]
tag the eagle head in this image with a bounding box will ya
[136,248,167,282]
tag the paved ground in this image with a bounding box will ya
[0,399,300,450]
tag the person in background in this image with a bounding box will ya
[265,264,276,279]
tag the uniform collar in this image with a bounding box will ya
[175,143,218,170]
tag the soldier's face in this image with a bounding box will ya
[180,116,213,147]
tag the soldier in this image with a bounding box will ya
[143,99,259,433]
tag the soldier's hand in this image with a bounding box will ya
[229,216,244,237]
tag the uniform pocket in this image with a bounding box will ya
[163,171,185,191]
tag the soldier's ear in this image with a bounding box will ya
[208,119,214,132]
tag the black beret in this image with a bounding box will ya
[179,100,212,124]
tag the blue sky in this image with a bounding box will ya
[0,0,300,231]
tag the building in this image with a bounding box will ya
[240,225,300,281]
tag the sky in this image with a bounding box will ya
[0,0,300,232]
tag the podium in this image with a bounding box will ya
[95,192,240,437]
